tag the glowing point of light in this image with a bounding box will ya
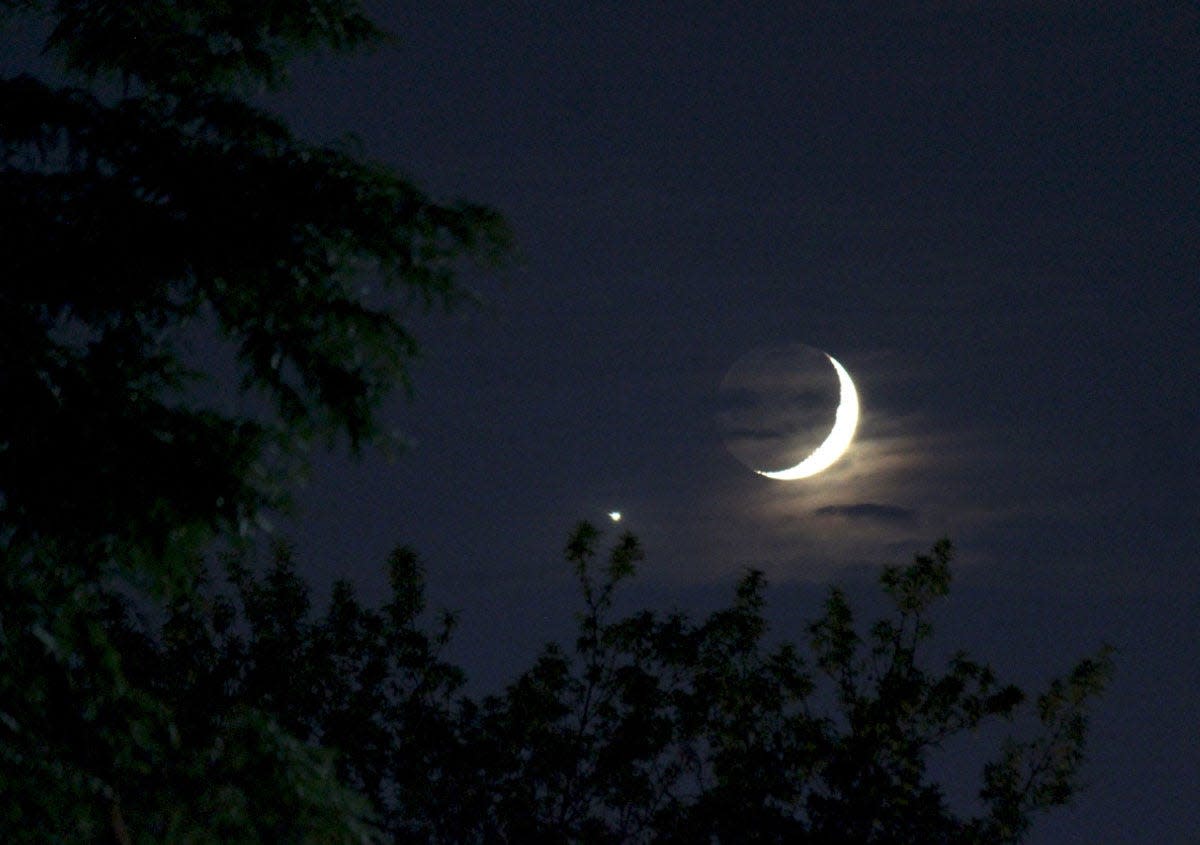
[608,511,622,522]
[756,353,859,481]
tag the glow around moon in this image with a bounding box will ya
[755,353,859,480]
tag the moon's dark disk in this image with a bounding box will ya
[716,343,842,474]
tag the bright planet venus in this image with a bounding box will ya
[716,343,859,480]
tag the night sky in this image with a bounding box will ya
[266,4,1198,841]
[11,2,1198,841]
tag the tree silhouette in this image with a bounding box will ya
[1,0,510,566]
[98,528,1110,843]
[1,1,506,838]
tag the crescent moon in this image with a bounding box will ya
[755,353,859,480]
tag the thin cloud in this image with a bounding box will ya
[813,503,918,525]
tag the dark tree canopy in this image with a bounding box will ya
[1,2,507,839]
[75,530,1111,843]
[0,0,510,570]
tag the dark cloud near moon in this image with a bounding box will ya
[721,426,791,443]
[813,503,918,525]
[721,387,830,412]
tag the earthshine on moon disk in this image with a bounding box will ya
[755,353,859,480]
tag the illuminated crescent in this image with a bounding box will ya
[755,354,859,480]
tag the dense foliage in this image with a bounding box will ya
[1,1,506,839]
[0,2,1110,842]
[76,529,1111,843]
[1,0,510,566]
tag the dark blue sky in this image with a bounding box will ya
[258,3,1199,840]
[248,4,1200,840]
[9,2,1193,839]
